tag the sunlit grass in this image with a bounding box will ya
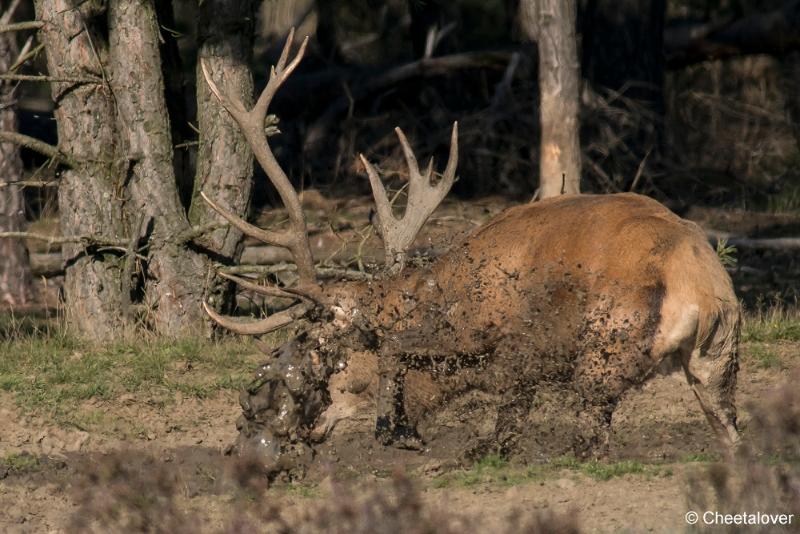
[742,303,800,342]
[430,454,672,488]
[0,325,272,425]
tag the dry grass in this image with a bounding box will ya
[687,370,800,533]
[69,451,581,534]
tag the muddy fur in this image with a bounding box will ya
[234,194,741,478]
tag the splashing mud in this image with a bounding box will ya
[230,332,334,479]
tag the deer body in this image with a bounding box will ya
[328,193,740,452]
[200,32,740,474]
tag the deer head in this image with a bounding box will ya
[199,29,458,336]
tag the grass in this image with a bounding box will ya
[0,327,270,427]
[430,454,672,488]
[742,303,800,343]
[1,452,40,473]
[744,344,784,370]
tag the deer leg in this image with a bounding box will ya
[375,350,423,450]
[681,349,740,456]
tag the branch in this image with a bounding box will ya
[0,21,44,33]
[0,131,76,167]
[173,221,225,245]
[0,73,101,84]
[665,0,800,68]
[304,51,510,150]
[0,179,57,188]
[219,263,372,281]
[0,231,127,248]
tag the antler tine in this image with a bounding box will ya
[200,192,291,248]
[253,32,309,122]
[202,301,311,336]
[359,154,396,227]
[440,122,459,191]
[395,127,421,180]
[276,27,295,71]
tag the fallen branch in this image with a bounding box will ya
[0,179,57,188]
[707,231,800,251]
[219,263,373,281]
[665,0,800,68]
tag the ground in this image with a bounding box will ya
[1,197,798,533]
[0,326,797,532]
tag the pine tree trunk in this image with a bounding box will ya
[520,0,582,198]
[0,30,35,307]
[107,0,211,337]
[190,0,255,260]
[189,0,257,315]
[34,0,129,339]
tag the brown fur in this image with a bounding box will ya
[324,193,741,452]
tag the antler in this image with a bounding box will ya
[200,29,317,335]
[359,122,458,271]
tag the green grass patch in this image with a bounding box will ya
[1,452,40,473]
[744,344,784,370]
[430,454,671,488]
[743,306,800,343]
[0,329,269,424]
[682,452,720,463]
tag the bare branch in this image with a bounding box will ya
[0,131,76,166]
[219,264,372,281]
[0,231,127,247]
[0,21,43,33]
[0,73,100,84]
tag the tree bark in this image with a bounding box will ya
[108,0,210,337]
[520,0,581,198]
[34,0,129,339]
[189,0,257,315]
[0,27,35,307]
[190,0,255,260]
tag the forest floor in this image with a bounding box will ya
[1,196,799,533]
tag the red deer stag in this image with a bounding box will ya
[200,31,740,475]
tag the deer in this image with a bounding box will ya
[199,30,741,476]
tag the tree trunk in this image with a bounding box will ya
[189,0,257,315]
[107,0,210,337]
[0,31,35,307]
[520,0,582,198]
[190,0,255,260]
[34,0,130,340]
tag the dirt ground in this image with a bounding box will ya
[0,339,796,533]
[2,198,798,533]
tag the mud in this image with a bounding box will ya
[231,332,334,479]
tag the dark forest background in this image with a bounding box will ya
[13,0,800,209]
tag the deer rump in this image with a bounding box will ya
[199,31,739,478]
[231,193,740,477]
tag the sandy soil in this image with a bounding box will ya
[0,340,795,533]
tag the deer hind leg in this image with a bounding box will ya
[681,345,740,455]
